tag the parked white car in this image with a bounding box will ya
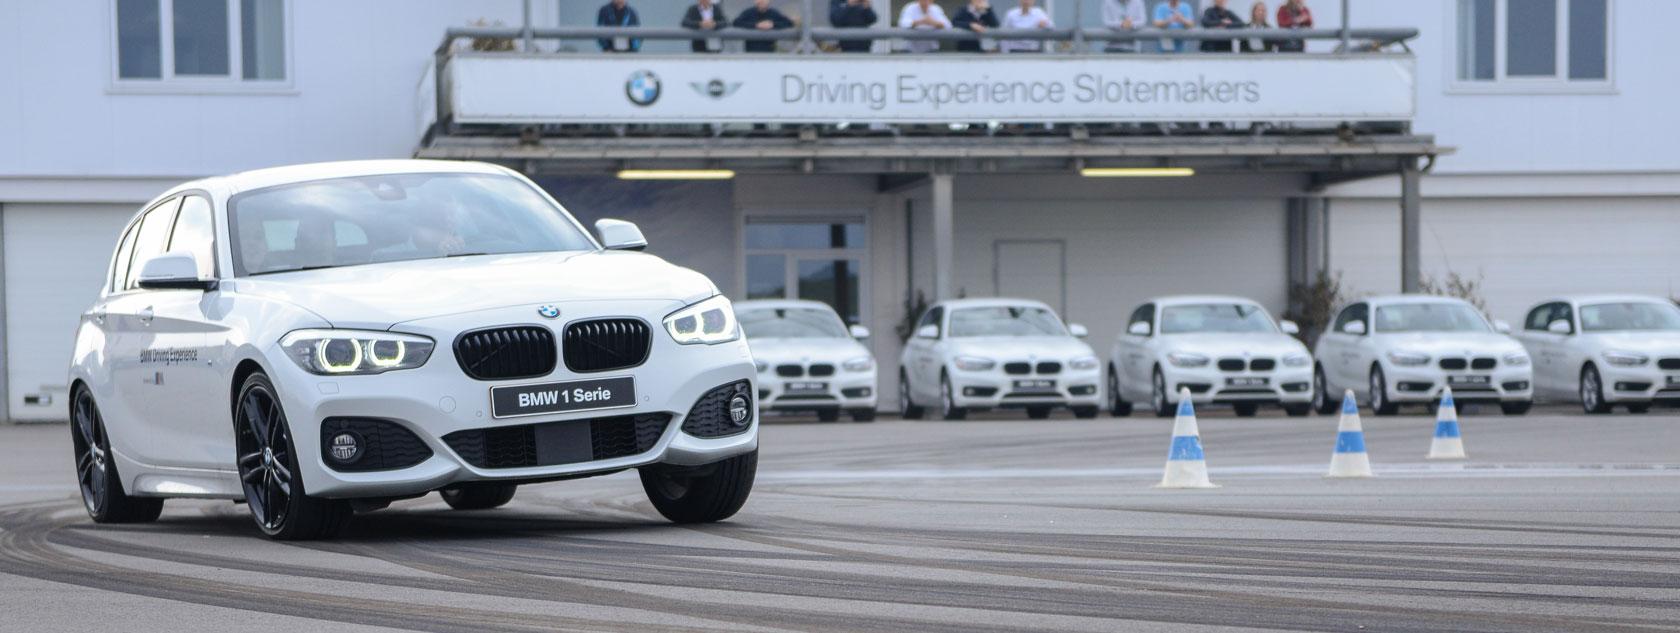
[1108,296,1314,418]
[898,298,1102,420]
[1515,295,1680,414]
[737,300,878,422]
[68,160,758,539]
[1313,295,1533,416]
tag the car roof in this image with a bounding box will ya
[933,297,1055,311]
[1148,295,1264,308]
[1360,294,1472,307]
[1542,294,1676,307]
[170,159,514,198]
[734,299,838,313]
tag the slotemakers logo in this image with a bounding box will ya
[625,70,661,106]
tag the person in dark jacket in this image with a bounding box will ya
[951,0,1000,52]
[733,0,795,52]
[682,0,729,53]
[1198,0,1244,52]
[830,0,878,53]
[596,0,641,52]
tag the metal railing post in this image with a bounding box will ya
[522,0,535,52]
[1340,0,1350,51]
[800,0,816,53]
[1071,0,1085,51]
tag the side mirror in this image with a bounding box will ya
[1492,319,1512,334]
[849,324,871,339]
[1547,319,1572,335]
[1341,320,1366,335]
[916,324,939,339]
[1279,320,1301,335]
[595,218,647,251]
[1068,323,1089,338]
[136,252,215,291]
[1127,321,1151,336]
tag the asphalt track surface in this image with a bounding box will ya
[2,406,1678,632]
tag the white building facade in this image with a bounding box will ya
[0,0,1672,422]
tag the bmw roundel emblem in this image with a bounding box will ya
[625,70,661,107]
[537,305,560,319]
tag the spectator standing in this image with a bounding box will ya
[1151,0,1195,53]
[1276,0,1313,52]
[1102,0,1147,52]
[1242,1,1278,52]
[952,0,1000,53]
[733,0,795,53]
[898,0,952,54]
[682,0,728,53]
[830,0,879,52]
[999,0,1053,53]
[1198,0,1244,52]
[596,0,641,53]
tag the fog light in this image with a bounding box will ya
[728,395,751,427]
[327,432,361,463]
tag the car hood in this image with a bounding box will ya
[1376,332,1526,356]
[747,337,872,364]
[947,336,1096,360]
[228,250,716,329]
[1157,332,1308,358]
[1580,331,1680,355]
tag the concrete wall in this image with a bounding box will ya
[534,176,738,297]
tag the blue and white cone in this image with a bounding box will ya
[1326,389,1374,478]
[1158,388,1218,489]
[1428,387,1467,459]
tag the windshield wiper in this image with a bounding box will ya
[251,264,340,276]
[444,252,492,258]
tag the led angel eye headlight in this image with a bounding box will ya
[317,338,362,374]
[664,295,740,345]
[366,339,406,368]
[281,330,434,376]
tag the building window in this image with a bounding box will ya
[114,0,289,88]
[1454,0,1611,90]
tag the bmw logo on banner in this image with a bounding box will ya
[625,70,661,107]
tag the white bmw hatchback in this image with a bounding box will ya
[737,300,879,422]
[1108,296,1315,418]
[68,160,758,539]
[1515,295,1680,414]
[898,298,1102,420]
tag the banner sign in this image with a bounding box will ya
[448,53,1415,124]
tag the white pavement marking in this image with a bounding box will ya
[760,462,1680,482]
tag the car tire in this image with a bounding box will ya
[940,372,967,421]
[816,409,841,423]
[234,372,352,540]
[1500,400,1532,416]
[1313,366,1338,415]
[1072,405,1100,419]
[849,408,877,422]
[71,386,164,524]
[1026,406,1052,420]
[1232,403,1259,417]
[440,483,518,510]
[1580,365,1612,415]
[640,450,757,524]
[1282,403,1312,417]
[899,371,925,420]
[1107,367,1133,417]
[1368,365,1399,416]
[1151,368,1174,418]
[1626,403,1652,414]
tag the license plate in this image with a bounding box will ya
[491,376,635,418]
[1447,375,1491,386]
[1226,377,1269,387]
[1014,379,1055,390]
[785,381,828,393]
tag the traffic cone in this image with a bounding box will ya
[1326,389,1374,478]
[1428,387,1467,459]
[1157,388,1217,489]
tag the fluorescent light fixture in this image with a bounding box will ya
[1079,167,1195,178]
[617,169,736,180]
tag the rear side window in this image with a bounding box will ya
[167,195,217,279]
[126,198,182,290]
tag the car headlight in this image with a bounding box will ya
[1069,355,1099,371]
[1502,352,1531,367]
[1386,350,1430,366]
[843,356,875,372]
[663,295,739,345]
[1282,353,1312,367]
[953,356,996,371]
[1166,352,1209,368]
[1602,350,1649,367]
[754,359,769,373]
[280,329,434,376]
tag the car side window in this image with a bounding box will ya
[125,197,183,290]
[109,221,141,293]
[1332,303,1368,334]
[1127,304,1154,332]
[1549,303,1575,332]
[917,307,944,338]
[1524,304,1553,331]
[167,195,217,279]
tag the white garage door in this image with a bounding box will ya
[3,203,135,422]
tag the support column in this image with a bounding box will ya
[1286,197,1329,304]
[1399,159,1422,293]
[930,170,955,301]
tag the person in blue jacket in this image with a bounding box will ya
[597,0,641,52]
[830,0,879,53]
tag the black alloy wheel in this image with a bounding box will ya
[72,386,163,523]
[234,373,350,540]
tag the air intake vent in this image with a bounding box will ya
[1471,357,1496,370]
[443,414,670,469]
[1250,358,1276,371]
[563,318,651,373]
[1217,358,1245,372]
[1660,358,1680,370]
[682,381,753,438]
[455,326,557,381]
[1439,357,1468,370]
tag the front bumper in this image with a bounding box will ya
[947,365,1102,409]
[1162,364,1313,405]
[757,369,878,413]
[1381,363,1533,403]
[1598,365,1680,402]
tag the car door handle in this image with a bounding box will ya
[139,306,155,324]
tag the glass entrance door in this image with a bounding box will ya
[744,218,868,324]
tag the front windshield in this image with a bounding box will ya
[739,307,850,339]
[1160,303,1275,334]
[228,173,597,276]
[1374,303,1490,333]
[1580,302,1680,332]
[949,306,1067,338]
